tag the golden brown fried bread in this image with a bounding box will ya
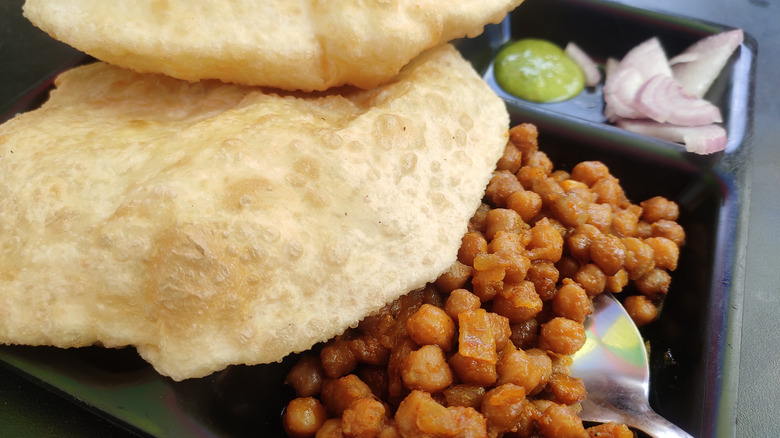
[0,45,509,380]
[23,0,523,91]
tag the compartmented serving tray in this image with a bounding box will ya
[0,0,754,437]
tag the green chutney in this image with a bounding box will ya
[494,39,585,103]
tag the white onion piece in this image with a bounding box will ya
[634,74,723,126]
[604,67,646,120]
[565,42,602,87]
[616,119,727,154]
[602,38,672,120]
[670,29,744,97]
[605,57,620,78]
[602,58,621,121]
[618,37,673,80]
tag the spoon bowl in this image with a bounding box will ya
[570,293,693,437]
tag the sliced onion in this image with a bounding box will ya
[634,74,723,126]
[604,57,620,78]
[618,37,673,80]
[602,38,672,120]
[565,42,602,87]
[604,67,646,120]
[602,58,621,121]
[670,29,744,97]
[616,119,727,154]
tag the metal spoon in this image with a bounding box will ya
[569,293,693,438]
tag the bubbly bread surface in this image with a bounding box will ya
[0,45,509,380]
[23,0,523,91]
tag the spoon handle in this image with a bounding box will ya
[628,408,695,438]
[580,399,694,438]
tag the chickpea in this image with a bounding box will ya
[517,165,548,191]
[496,142,523,174]
[401,345,453,393]
[551,193,589,228]
[537,403,587,438]
[586,202,613,232]
[481,383,529,434]
[487,312,512,351]
[526,261,559,301]
[486,208,525,240]
[635,268,672,297]
[508,123,539,156]
[567,224,601,263]
[624,295,659,327]
[286,354,325,397]
[444,384,486,409]
[406,304,455,351]
[444,289,481,321]
[592,176,628,208]
[321,339,358,379]
[636,220,653,238]
[387,337,417,403]
[589,234,626,276]
[552,279,590,323]
[611,205,642,238]
[525,150,554,175]
[546,373,587,405]
[539,317,587,356]
[434,260,472,294]
[509,319,539,350]
[358,366,389,401]
[341,397,386,438]
[314,418,342,438]
[448,353,498,387]
[396,391,487,438]
[622,237,655,280]
[500,250,532,284]
[320,374,374,417]
[492,281,543,323]
[496,347,552,395]
[283,397,328,438]
[644,236,679,271]
[349,334,391,367]
[573,263,606,297]
[531,175,564,206]
[586,422,634,438]
[640,196,679,223]
[471,265,504,302]
[651,219,686,246]
[605,268,629,294]
[485,171,525,207]
[526,217,564,262]
[468,203,491,233]
[555,256,580,280]
[488,230,528,255]
[507,190,543,222]
[570,161,610,187]
[458,231,488,267]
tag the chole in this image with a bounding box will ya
[23,0,523,91]
[0,45,509,380]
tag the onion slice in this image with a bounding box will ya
[602,38,672,120]
[634,74,723,126]
[670,29,744,97]
[616,119,727,154]
[565,42,602,87]
[604,67,645,120]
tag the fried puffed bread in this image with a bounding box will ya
[23,0,523,91]
[0,45,509,380]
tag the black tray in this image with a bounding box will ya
[0,0,754,437]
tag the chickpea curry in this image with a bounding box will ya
[282,123,684,438]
